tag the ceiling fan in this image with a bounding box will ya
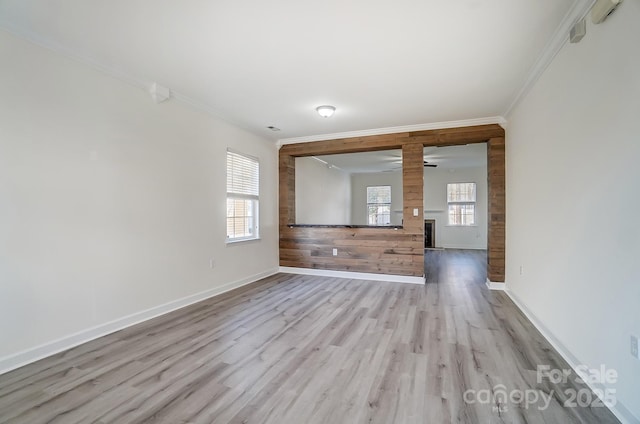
[382,151,439,169]
[381,147,439,167]
[382,158,437,171]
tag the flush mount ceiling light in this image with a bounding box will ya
[316,105,336,118]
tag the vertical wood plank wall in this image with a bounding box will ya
[278,154,295,227]
[401,142,425,238]
[279,124,506,280]
[487,137,506,282]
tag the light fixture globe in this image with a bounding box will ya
[316,105,336,118]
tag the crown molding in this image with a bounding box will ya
[0,22,149,91]
[0,21,254,138]
[4,22,503,148]
[2,0,590,146]
[503,0,596,117]
[277,116,507,147]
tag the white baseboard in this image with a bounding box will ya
[0,267,279,376]
[441,245,487,250]
[504,289,639,424]
[486,279,506,290]
[278,266,425,285]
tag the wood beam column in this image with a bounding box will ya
[487,137,506,282]
[402,142,425,276]
[279,153,295,227]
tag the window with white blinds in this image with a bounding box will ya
[226,150,259,242]
[447,182,476,226]
[366,186,392,226]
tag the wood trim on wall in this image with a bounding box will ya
[279,124,506,281]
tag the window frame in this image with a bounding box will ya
[226,149,260,243]
[446,182,476,227]
[366,185,392,226]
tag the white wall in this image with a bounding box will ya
[351,171,403,225]
[0,32,279,364]
[295,157,351,225]
[424,165,487,249]
[506,4,640,422]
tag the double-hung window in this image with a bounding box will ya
[226,150,259,242]
[447,182,476,226]
[367,186,391,226]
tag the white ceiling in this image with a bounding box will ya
[314,143,487,173]
[0,0,576,141]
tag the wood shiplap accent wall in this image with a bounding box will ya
[279,226,424,275]
[279,124,506,280]
[487,137,506,282]
[279,142,424,277]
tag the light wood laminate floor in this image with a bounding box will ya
[0,250,619,423]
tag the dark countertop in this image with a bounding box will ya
[288,224,403,229]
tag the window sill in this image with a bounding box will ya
[226,237,261,245]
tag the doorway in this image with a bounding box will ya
[424,219,435,248]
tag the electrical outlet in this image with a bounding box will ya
[519,265,524,275]
[332,248,338,256]
[210,259,215,269]
[631,335,639,359]
[413,208,419,217]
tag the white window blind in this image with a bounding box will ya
[226,151,259,199]
[226,150,259,241]
[447,182,476,203]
